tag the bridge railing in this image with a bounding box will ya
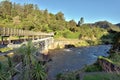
[0,27,54,36]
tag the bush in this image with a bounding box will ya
[56,72,80,80]
[84,64,102,72]
[54,30,80,39]
[0,47,13,53]
[63,30,80,39]
[83,73,120,80]
[109,53,120,65]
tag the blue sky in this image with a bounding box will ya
[10,0,120,24]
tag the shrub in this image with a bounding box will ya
[56,72,80,80]
[84,64,102,72]
[63,30,80,39]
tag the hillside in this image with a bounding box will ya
[0,0,118,45]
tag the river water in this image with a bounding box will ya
[46,45,111,80]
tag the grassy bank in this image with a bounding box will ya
[83,73,120,80]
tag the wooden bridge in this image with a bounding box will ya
[0,27,54,43]
[0,27,54,54]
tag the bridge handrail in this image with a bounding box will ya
[0,27,54,36]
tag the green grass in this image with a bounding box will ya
[99,54,120,66]
[98,56,113,63]
[109,53,120,66]
[54,30,80,39]
[83,73,120,80]
[0,47,14,62]
[56,72,80,80]
[0,56,7,61]
[0,36,28,41]
[84,64,102,72]
[0,47,13,53]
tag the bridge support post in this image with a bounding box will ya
[38,36,40,39]
[18,36,21,43]
[28,36,31,41]
[1,36,4,45]
[32,36,35,40]
[37,36,39,40]
[40,35,42,39]
[51,37,54,43]
[24,36,26,42]
[8,36,11,44]
[42,39,48,55]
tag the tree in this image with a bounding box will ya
[0,55,18,80]
[0,62,7,80]
[55,12,65,20]
[78,17,84,26]
[69,20,76,26]
[68,20,78,32]
[15,41,47,80]
[24,4,34,17]
[0,0,12,17]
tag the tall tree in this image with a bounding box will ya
[44,9,50,24]
[68,20,77,32]
[78,17,84,26]
[0,0,12,17]
[24,4,34,17]
[55,12,65,20]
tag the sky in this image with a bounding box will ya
[8,0,120,24]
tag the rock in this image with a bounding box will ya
[65,44,75,48]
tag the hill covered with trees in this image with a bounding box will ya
[0,0,77,32]
[0,0,119,43]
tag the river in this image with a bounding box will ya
[46,45,111,80]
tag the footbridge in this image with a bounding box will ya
[0,27,54,54]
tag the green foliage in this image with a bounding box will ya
[83,73,120,80]
[109,53,120,65]
[78,17,84,26]
[5,55,17,79]
[54,30,80,39]
[55,26,105,39]
[0,62,6,80]
[55,12,65,20]
[84,64,102,72]
[0,55,17,80]
[56,72,80,80]
[101,33,115,44]
[78,26,107,39]
[63,30,80,39]
[15,41,47,80]
[54,31,63,38]
[32,62,47,80]
[0,0,116,46]
[98,56,113,63]
[0,47,12,53]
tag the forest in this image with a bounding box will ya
[0,0,119,46]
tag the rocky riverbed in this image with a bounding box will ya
[46,45,111,80]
